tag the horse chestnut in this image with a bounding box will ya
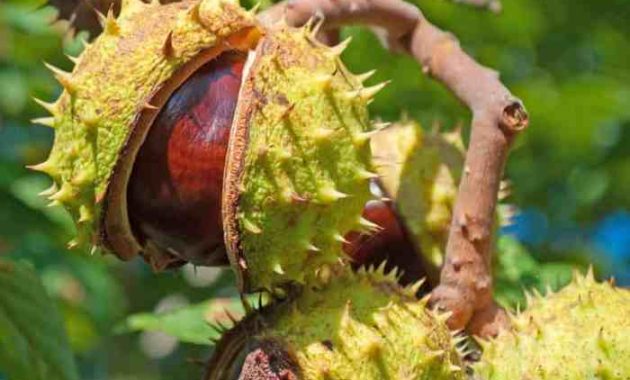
[128,52,422,278]
[33,0,390,292]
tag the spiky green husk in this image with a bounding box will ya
[475,271,630,380]
[33,0,257,251]
[209,266,465,380]
[225,26,377,291]
[371,120,464,269]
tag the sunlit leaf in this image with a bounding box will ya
[117,297,246,346]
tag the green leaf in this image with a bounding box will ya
[0,259,79,380]
[118,297,246,346]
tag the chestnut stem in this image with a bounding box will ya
[260,0,528,337]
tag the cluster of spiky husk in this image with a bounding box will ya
[371,120,464,269]
[32,0,259,252]
[225,24,380,292]
[474,271,630,380]
[35,0,380,290]
[207,266,465,380]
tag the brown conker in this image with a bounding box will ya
[127,52,245,267]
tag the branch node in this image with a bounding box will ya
[450,257,472,272]
[456,213,469,230]
[500,101,529,133]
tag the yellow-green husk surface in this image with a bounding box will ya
[224,24,380,291]
[32,0,258,254]
[371,120,464,270]
[475,271,630,380]
[210,266,465,380]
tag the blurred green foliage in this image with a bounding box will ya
[0,0,627,378]
[118,297,245,346]
[493,236,574,309]
[0,259,78,380]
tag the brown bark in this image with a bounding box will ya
[261,0,528,337]
[408,10,527,337]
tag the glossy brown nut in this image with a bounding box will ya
[127,52,245,266]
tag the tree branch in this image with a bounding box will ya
[408,3,527,338]
[260,0,528,337]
